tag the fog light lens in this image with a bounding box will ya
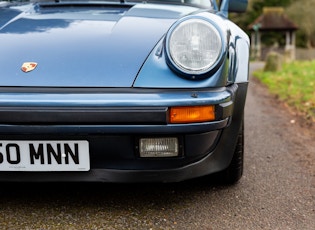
[139,138,178,157]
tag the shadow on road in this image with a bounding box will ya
[0,176,237,208]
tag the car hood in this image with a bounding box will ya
[0,2,199,87]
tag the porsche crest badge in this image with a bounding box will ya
[21,62,38,73]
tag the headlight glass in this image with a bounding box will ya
[167,18,222,75]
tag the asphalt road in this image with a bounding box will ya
[0,62,314,230]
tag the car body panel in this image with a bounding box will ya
[0,82,248,182]
[0,3,198,87]
[0,0,250,183]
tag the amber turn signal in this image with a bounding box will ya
[169,105,215,124]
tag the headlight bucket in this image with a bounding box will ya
[165,16,224,79]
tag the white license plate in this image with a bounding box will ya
[0,140,90,171]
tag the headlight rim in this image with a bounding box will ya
[165,16,225,79]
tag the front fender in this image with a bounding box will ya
[227,21,250,83]
[134,12,232,89]
[133,37,230,88]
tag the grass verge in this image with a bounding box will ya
[253,60,315,123]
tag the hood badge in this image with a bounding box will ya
[21,62,38,73]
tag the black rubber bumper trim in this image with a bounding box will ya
[0,107,168,125]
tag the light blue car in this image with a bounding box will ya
[0,0,249,184]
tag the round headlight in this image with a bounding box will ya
[166,18,223,76]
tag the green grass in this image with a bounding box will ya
[253,60,315,122]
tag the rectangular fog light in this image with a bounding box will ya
[139,137,178,158]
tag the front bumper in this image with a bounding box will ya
[0,83,248,182]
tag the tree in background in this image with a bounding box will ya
[230,0,315,48]
[230,0,292,30]
[286,0,315,48]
